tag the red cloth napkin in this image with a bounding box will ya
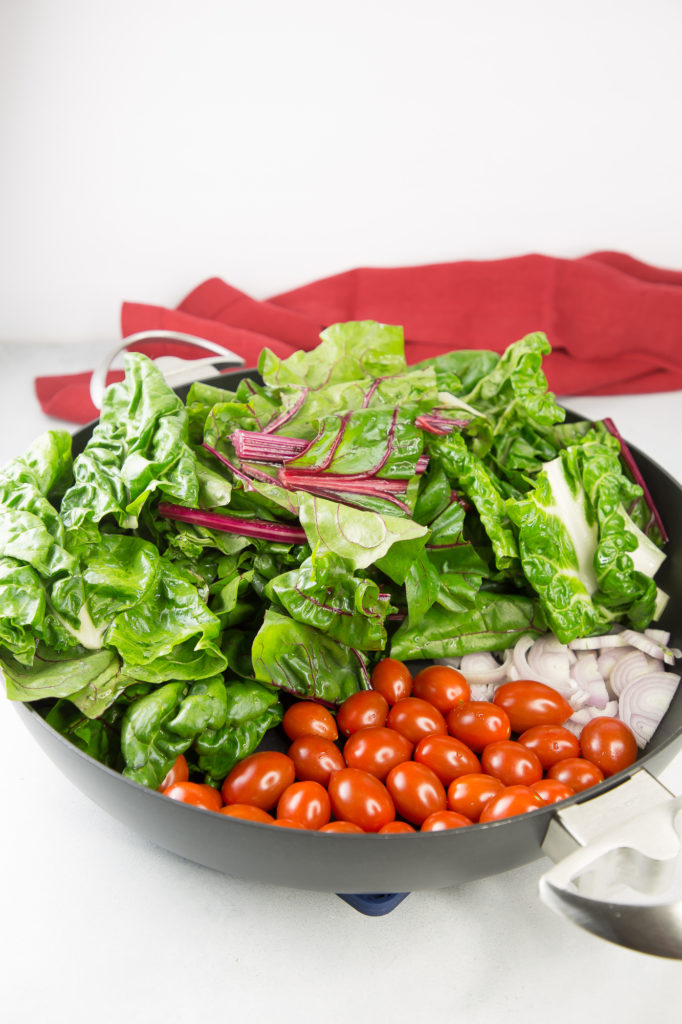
[35,252,682,424]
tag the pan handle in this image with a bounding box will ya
[90,331,245,411]
[539,769,682,958]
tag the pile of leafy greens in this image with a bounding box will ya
[0,322,668,790]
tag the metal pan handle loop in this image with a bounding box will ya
[90,330,245,410]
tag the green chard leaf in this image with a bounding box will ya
[412,462,453,526]
[185,381,237,444]
[461,333,563,429]
[374,534,429,584]
[120,674,283,788]
[45,700,123,768]
[432,431,518,570]
[0,644,122,705]
[570,440,664,627]
[194,680,282,784]
[259,320,406,392]
[0,559,48,664]
[296,492,428,570]
[413,349,497,395]
[60,353,200,530]
[265,551,394,650]
[390,591,546,660]
[505,438,666,642]
[251,608,370,705]
[422,501,490,611]
[284,407,424,479]
[403,548,442,624]
[109,563,226,680]
[121,681,195,788]
[449,334,566,487]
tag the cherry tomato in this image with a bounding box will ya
[288,735,345,786]
[221,751,295,810]
[420,810,472,831]
[446,701,511,752]
[547,757,605,792]
[318,821,365,833]
[277,781,331,829]
[337,691,389,737]
[412,665,470,714]
[343,727,414,780]
[271,818,307,829]
[327,768,395,832]
[387,697,447,745]
[378,820,416,834]
[579,717,638,777]
[479,785,543,822]
[159,753,189,791]
[162,781,223,811]
[447,773,506,822]
[282,701,338,741]
[481,740,543,786]
[493,680,572,733]
[370,658,413,704]
[219,804,274,823]
[530,779,576,806]
[517,724,580,768]
[385,761,446,826]
[413,734,481,785]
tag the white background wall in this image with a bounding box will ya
[1,0,681,344]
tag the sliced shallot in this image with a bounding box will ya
[568,630,627,651]
[527,633,575,683]
[447,628,680,749]
[458,650,513,687]
[619,628,682,666]
[609,650,651,697]
[618,673,680,748]
[644,628,671,646]
[570,651,603,687]
[597,646,633,687]
[510,635,540,682]
[469,683,496,702]
[435,657,461,670]
[564,700,619,737]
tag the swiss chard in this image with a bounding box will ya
[506,438,667,642]
[265,551,394,650]
[106,558,226,681]
[60,353,200,530]
[296,492,428,569]
[120,675,280,788]
[390,590,547,659]
[251,608,370,706]
[284,407,424,479]
[194,680,282,784]
[0,644,123,706]
[432,431,519,570]
[259,320,406,392]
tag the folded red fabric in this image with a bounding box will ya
[35,252,682,424]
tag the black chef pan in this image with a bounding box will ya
[11,370,682,954]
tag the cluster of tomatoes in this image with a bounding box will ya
[160,659,639,832]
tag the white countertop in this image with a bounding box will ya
[1,339,682,1023]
